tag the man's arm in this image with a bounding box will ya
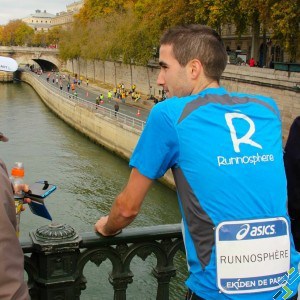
[95,167,153,236]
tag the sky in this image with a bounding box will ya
[0,0,74,25]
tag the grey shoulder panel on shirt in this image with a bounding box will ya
[178,94,279,124]
[172,166,215,269]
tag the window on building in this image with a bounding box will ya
[271,45,283,62]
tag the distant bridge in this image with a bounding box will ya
[0,46,64,71]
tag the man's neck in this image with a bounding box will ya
[193,79,219,95]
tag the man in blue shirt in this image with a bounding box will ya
[95,25,299,299]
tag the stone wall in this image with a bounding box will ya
[66,59,160,97]
[221,66,300,141]
[0,71,13,82]
[66,59,300,142]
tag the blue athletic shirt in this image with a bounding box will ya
[130,87,300,299]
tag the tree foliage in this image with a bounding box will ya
[270,0,300,61]
[61,0,199,65]
[55,0,300,64]
[75,0,134,24]
[0,20,64,48]
[0,20,34,46]
[59,24,83,61]
[0,0,297,63]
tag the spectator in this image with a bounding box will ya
[269,55,275,69]
[284,116,300,251]
[0,132,30,300]
[114,102,119,117]
[249,57,255,67]
[95,96,100,109]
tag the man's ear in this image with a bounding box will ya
[188,59,202,79]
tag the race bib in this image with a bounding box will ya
[215,217,290,294]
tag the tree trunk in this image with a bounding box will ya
[77,58,80,77]
[85,60,87,78]
[103,61,106,83]
[114,62,117,87]
[262,29,267,67]
[251,14,260,63]
[130,63,133,87]
[93,60,95,81]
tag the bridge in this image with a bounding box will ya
[0,46,64,71]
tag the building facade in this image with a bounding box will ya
[221,24,289,67]
[51,1,83,29]
[22,10,55,32]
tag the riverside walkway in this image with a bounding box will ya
[35,70,155,121]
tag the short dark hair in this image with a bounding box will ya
[160,24,227,81]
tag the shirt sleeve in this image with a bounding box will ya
[130,102,179,179]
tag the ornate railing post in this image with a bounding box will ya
[28,223,83,300]
[109,272,134,300]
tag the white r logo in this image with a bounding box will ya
[225,112,262,153]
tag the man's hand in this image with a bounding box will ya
[94,216,121,236]
[14,184,31,210]
[94,215,109,236]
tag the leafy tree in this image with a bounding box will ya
[31,32,48,47]
[192,0,237,34]
[1,20,34,46]
[58,0,299,66]
[46,26,62,47]
[270,0,300,62]
[59,22,86,74]
[0,26,4,45]
[75,0,134,24]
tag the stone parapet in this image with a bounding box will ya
[223,65,300,90]
[0,71,14,82]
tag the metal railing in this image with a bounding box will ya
[30,72,146,132]
[21,223,184,300]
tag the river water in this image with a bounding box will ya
[0,81,188,299]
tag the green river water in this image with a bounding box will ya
[0,81,188,300]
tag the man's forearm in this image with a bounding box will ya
[104,211,136,235]
[100,190,139,236]
[95,168,153,236]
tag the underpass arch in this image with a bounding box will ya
[0,46,64,72]
[32,58,59,71]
